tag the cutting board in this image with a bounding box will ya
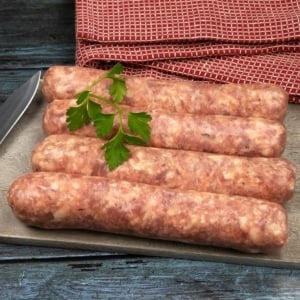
[1,98,299,268]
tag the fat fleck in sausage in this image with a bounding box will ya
[42,65,288,121]
[32,134,296,203]
[7,172,288,253]
[43,99,286,157]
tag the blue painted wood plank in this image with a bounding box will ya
[0,257,300,299]
[0,0,75,69]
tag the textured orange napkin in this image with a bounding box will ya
[76,0,300,103]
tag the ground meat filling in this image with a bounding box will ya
[8,172,288,253]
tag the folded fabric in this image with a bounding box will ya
[76,0,300,103]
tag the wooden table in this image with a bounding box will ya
[1,1,300,298]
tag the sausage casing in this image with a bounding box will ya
[7,172,288,253]
[42,65,288,121]
[43,99,286,157]
[32,134,296,203]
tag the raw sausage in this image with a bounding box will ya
[43,99,287,157]
[7,172,288,253]
[42,65,288,121]
[32,134,296,203]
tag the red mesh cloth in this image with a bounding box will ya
[76,0,300,103]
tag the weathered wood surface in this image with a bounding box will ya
[1,0,300,298]
[1,256,300,299]
[0,0,75,69]
[0,0,75,103]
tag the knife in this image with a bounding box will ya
[0,71,41,145]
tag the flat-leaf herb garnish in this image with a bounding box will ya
[66,63,152,170]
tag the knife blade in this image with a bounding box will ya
[0,71,41,145]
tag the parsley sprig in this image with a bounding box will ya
[66,63,152,170]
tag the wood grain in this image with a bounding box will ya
[0,0,75,103]
[1,257,300,299]
[0,0,75,70]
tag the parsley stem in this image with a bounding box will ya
[67,63,151,170]
[87,75,106,91]
[117,110,124,133]
[90,93,125,133]
[90,93,121,113]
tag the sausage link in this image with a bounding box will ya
[43,99,286,157]
[42,65,288,121]
[32,134,296,203]
[8,172,288,253]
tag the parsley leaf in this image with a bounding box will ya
[66,104,90,131]
[123,134,147,146]
[105,63,126,103]
[128,112,152,142]
[87,99,102,120]
[109,77,126,103]
[102,131,130,170]
[65,63,151,170]
[76,90,90,105]
[106,62,124,77]
[94,113,115,138]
